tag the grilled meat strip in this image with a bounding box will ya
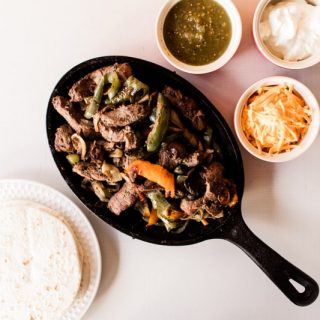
[52,96,96,138]
[180,197,223,216]
[98,123,140,151]
[73,161,109,181]
[54,124,75,153]
[162,85,207,131]
[68,63,133,102]
[98,103,150,127]
[107,181,138,215]
[180,161,237,216]
[158,140,202,170]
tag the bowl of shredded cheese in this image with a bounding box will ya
[234,76,320,162]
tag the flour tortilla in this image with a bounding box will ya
[0,200,83,320]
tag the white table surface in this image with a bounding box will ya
[1,0,320,319]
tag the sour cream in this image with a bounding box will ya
[259,0,320,61]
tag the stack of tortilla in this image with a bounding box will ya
[0,201,83,320]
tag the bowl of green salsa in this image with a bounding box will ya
[156,0,242,73]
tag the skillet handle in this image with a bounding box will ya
[219,212,319,306]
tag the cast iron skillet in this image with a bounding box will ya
[46,56,318,306]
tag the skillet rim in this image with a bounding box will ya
[46,55,244,246]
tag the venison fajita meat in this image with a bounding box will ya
[158,140,202,171]
[54,124,75,153]
[180,161,237,217]
[69,63,133,102]
[73,161,109,181]
[162,85,207,131]
[107,181,138,215]
[52,62,238,232]
[97,103,150,127]
[97,123,140,151]
[158,140,186,170]
[52,96,96,138]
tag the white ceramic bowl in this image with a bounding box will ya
[156,0,242,74]
[253,0,320,69]
[234,76,320,162]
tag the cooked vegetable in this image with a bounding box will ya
[101,161,123,183]
[71,133,87,160]
[203,126,213,146]
[125,75,149,98]
[170,109,198,147]
[147,93,170,152]
[91,181,112,202]
[126,160,175,197]
[108,148,123,158]
[146,191,184,232]
[147,208,159,227]
[105,71,121,100]
[84,75,105,119]
[66,154,80,165]
[135,201,151,218]
[109,75,149,104]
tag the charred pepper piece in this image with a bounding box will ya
[85,71,122,119]
[146,93,170,152]
[108,76,149,104]
[146,191,184,232]
[84,76,105,119]
[105,71,121,100]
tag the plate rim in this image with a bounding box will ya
[0,178,102,320]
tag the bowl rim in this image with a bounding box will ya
[234,76,320,162]
[156,0,242,74]
[252,0,320,69]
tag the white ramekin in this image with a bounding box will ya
[252,0,320,69]
[234,76,320,162]
[156,0,242,74]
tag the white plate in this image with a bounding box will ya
[0,179,102,320]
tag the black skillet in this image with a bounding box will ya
[46,56,318,306]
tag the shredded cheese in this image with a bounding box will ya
[241,84,312,155]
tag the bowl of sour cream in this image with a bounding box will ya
[156,0,242,74]
[253,0,320,69]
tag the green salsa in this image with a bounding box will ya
[163,0,232,65]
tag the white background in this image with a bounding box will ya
[0,0,319,319]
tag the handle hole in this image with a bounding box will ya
[289,278,306,293]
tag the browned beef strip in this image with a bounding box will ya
[158,141,186,170]
[182,151,202,167]
[180,197,203,215]
[115,63,133,81]
[180,161,237,216]
[107,181,138,215]
[73,161,109,181]
[54,124,75,153]
[137,180,163,193]
[52,96,96,138]
[99,103,149,127]
[201,161,236,204]
[158,141,202,170]
[162,86,207,131]
[103,141,117,151]
[68,63,133,102]
[201,161,224,182]
[87,140,105,161]
[180,197,223,216]
[98,123,139,150]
